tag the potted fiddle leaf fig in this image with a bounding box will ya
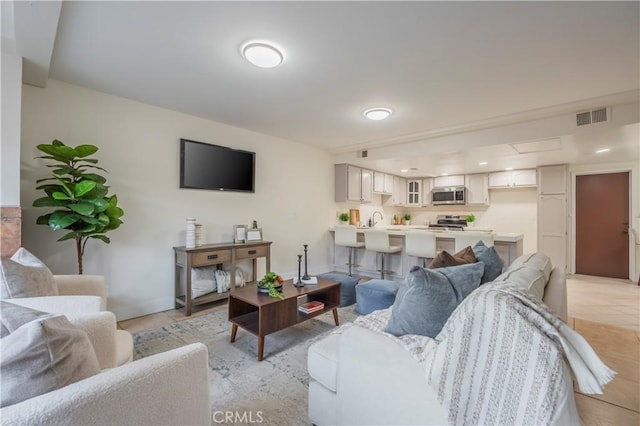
[32,139,125,274]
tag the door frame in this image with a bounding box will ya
[570,165,638,279]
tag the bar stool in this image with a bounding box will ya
[364,229,402,279]
[405,230,437,267]
[454,232,494,252]
[334,225,365,276]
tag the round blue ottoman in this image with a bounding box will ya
[318,273,359,307]
[356,279,401,315]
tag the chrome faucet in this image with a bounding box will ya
[372,211,384,227]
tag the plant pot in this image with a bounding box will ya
[257,284,282,294]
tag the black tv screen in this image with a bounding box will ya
[180,139,255,192]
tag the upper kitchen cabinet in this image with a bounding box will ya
[434,175,465,187]
[538,165,567,194]
[384,173,394,194]
[335,164,373,203]
[406,179,422,206]
[373,171,389,194]
[465,174,489,205]
[488,169,537,188]
[392,176,407,206]
[422,178,434,205]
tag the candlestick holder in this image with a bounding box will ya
[302,244,310,280]
[296,255,304,287]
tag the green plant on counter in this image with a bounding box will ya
[338,212,350,222]
[259,272,285,299]
[32,139,125,274]
[465,214,476,223]
[403,213,412,221]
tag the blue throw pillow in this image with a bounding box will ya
[472,241,504,284]
[385,262,484,338]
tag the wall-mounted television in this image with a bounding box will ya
[180,139,255,192]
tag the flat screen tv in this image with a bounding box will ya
[180,139,255,192]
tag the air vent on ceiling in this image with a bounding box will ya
[357,149,368,158]
[576,107,610,127]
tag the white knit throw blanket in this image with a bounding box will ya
[424,282,616,425]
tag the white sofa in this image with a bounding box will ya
[308,254,579,425]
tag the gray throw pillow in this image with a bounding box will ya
[0,248,58,299]
[0,301,100,407]
[472,241,504,284]
[385,262,484,338]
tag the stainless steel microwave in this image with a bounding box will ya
[432,186,466,205]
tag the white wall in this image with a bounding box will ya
[1,52,22,205]
[21,80,335,320]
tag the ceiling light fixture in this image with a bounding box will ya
[441,173,448,176]
[363,107,392,121]
[505,167,514,171]
[479,161,488,166]
[596,148,611,154]
[400,169,408,173]
[241,42,283,68]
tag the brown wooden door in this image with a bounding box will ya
[576,172,629,278]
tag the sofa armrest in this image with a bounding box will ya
[66,312,118,369]
[54,275,107,310]
[1,343,211,426]
[336,326,447,425]
[543,266,567,322]
[6,295,103,315]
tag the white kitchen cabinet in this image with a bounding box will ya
[465,174,489,205]
[488,169,537,188]
[406,180,422,206]
[434,175,465,187]
[335,164,373,203]
[373,171,386,193]
[422,178,434,205]
[538,165,567,195]
[384,173,394,194]
[392,176,406,206]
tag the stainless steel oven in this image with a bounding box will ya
[432,186,466,205]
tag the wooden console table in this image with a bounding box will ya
[173,241,271,316]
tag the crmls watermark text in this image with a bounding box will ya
[212,411,264,424]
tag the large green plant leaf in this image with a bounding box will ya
[86,198,109,212]
[74,180,97,197]
[55,177,74,196]
[36,214,52,225]
[91,235,111,244]
[57,231,77,242]
[37,144,79,162]
[75,145,98,158]
[52,191,72,200]
[68,202,96,216]
[33,197,69,207]
[48,211,80,230]
[84,184,108,199]
[78,173,107,184]
[51,166,75,176]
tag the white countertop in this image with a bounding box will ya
[329,226,523,242]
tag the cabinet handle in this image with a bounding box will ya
[248,250,257,255]
[207,254,218,260]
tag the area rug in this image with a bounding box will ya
[133,306,359,426]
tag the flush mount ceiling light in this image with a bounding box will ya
[479,161,488,166]
[241,42,283,68]
[363,107,392,121]
[400,169,408,173]
[596,148,611,154]
[505,167,514,171]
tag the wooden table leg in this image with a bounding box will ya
[332,308,340,326]
[230,324,238,343]
[258,335,265,361]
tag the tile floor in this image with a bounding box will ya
[118,273,640,425]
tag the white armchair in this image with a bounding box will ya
[1,343,212,426]
[6,274,133,367]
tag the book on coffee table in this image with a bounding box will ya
[298,300,325,314]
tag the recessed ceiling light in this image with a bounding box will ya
[596,148,611,154]
[363,107,392,121]
[479,161,488,166]
[242,42,283,68]
[505,167,514,171]
[441,173,448,176]
[400,169,408,173]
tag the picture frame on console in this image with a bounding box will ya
[234,225,247,243]
[246,228,262,241]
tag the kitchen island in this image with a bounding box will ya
[329,227,523,281]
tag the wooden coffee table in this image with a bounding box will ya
[228,277,341,361]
